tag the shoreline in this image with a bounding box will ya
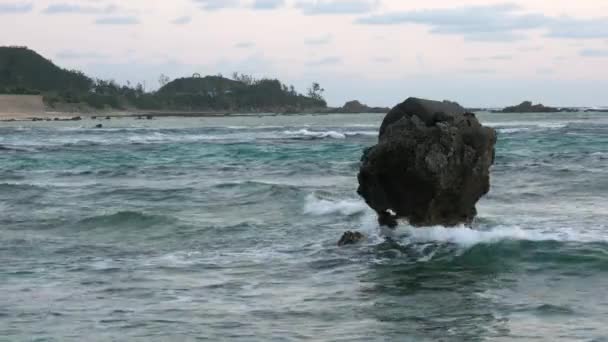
[0,110,388,122]
[2,108,608,123]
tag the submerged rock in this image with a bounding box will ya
[357,97,497,227]
[338,231,365,246]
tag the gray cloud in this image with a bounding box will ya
[357,3,608,42]
[296,0,379,15]
[372,57,391,63]
[252,0,284,10]
[172,16,192,25]
[460,68,496,74]
[235,41,255,48]
[304,34,332,45]
[489,54,512,60]
[547,18,608,39]
[357,4,544,42]
[580,49,608,57]
[194,0,240,11]
[518,46,543,52]
[0,2,32,14]
[95,16,139,25]
[466,55,512,62]
[43,3,117,15]
[306,56,342,66]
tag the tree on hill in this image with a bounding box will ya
[307,82,325,102]
[158,74,170,88]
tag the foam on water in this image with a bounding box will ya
[304,194,368,216]
[389,222,608,248]
[283,129,376,139]
[485,121,568,129]
[497,127,531,134]
[284,129,347,139]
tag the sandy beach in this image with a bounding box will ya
[0,94,47,120]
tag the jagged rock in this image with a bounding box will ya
[357,97,497,227]
[338,231,365,246]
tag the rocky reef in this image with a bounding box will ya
[333,100,390,114]
[337,231,365,246]
[496,101,560,113]
[357,97,497,228]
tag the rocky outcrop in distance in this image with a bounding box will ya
[357,97,497,228]
[494,101,576,113]
[332,100,390,114]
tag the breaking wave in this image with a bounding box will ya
[283,129,376,139]
[303,194,368,216]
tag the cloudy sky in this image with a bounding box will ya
[1,0,608,107]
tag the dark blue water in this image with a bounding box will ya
[1,113,607,341]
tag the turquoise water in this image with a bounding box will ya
[1,112,607,341]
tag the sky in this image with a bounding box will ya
[1,0,608,107]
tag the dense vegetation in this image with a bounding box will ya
[0,46,92,95]
[0,46,326,111]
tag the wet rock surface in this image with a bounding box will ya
[338,231,365,246]
[357,97,497,227]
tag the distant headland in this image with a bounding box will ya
[1,46,607,121]
[0,46,333,116]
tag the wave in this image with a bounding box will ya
[283,129,376,139]
[77,211,175,229]
[303,194,368,216]
[369,222,608,250]
[397,225,548,248]
[485,121,568,129]
[497,127,530,134]
[214,176,352,189]
[0,144,38,152]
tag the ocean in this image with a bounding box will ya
[1,112,607,341]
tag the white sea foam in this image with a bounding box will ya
[392,224,608,248]
[345,131,377,137]
[337,191,608,247]
[148,251,203,267]
[400,225,545,248]
[284,129,346,139]
[283,129,377,139]
[303,194,368,216]
[127,133,227,144]
[485,121,568,129]
[498,127,530,134]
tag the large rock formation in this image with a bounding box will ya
[357,97,497,228]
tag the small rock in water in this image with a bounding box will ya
[338,231,365,246]
[357,97,497,227]
[95,124,103,128]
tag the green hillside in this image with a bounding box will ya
[150,76,326,111]
[0,46,327,112]
[0,46,92,94]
